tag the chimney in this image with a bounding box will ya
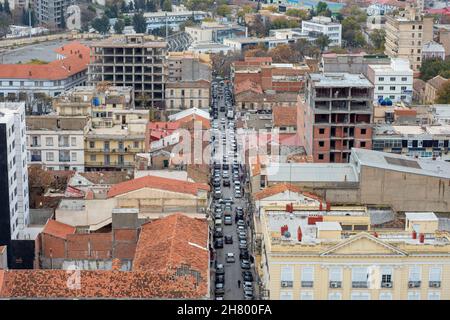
[297,226,303,242]
[373,232,378,238]
[412,230,417,239]
[326,202,331,211]
[419,233,425,243]
[112,258,121,271]
[319,202,323,211]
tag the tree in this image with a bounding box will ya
[340,4,366,24]
[114,19,125,34]
[162,0,172,11]
[285,8,309,20]
[0,12,11,37]
[315,1,331,17]
[121,1,129,13]
[342,16,366,48]
[420,58,450,81]
[0,3,3,12]
[315,34,331,52]
[436,81,450,104]
[4,0,10,15]
[269,44,298,63]
[248,14,270,37]
[129,1,135,11]
[265,6,277,13]
[81,4,97,32]
[271,17,299,29]
[183,0,214,11]
[91,15,111,34]
[146,0,157,12]
[60,9,66,29]
[105,4,119,18]
[369,29,386,51]
[216,4,231,17]
[133,12,147,33]
[211,51,244,77]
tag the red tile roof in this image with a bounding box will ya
[42,219,76,240]
[0,41,90,80]
[107,175,210,198]
[235,79,263,95]
[133,214,208,276]
[273,106,297,127]
[254,183,323,201]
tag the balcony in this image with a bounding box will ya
[429,281,441,288]
[301,281,314,288]
[381,281,393,288]
[59,157,70,162]
[329,281,342,288]
[352,281,368,288]
[280,281,293,288]
[85,161,134,168]
[408,281,421,288]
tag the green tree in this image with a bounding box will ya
[316,1,331,17]
[91,15,111,34]
[4,0,10,15]
[60,9,66,29]
[121,1,129,13]
[0,3,4,12]
[369,29,386,51]
[133,12,147,33]
[315,34,331,52]
[285,8,309,20]
[183,0,214,11]
[436,81,450,104]
[114,19,125,34]
[146,0,157,12]
[271,18,299,29]
[0,12,11,37]
[342,16,366,48]
[162,0,172,11]
[179,16,196,31]
[129,1,135,11]
[216,4,231,17]
[420,58,450,81]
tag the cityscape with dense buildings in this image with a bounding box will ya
[0,0,449,304]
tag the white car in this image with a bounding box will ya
[226,252,235,263]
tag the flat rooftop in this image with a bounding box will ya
[374,124,450,136]
[265,163,359,183]
[352,148,450,179]
[309,73,373,88]
[93,35,167,48]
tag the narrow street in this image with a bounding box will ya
[210,79,257,300]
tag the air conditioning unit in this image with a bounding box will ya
[381,282,393,288]
[329,281,341,288]
[408,281,421,288]
[281,281,292,288]
[429,281,441,288]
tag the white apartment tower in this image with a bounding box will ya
[0,103,30,245]
[302,16,342,47]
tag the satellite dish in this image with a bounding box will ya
[284,231,291,238]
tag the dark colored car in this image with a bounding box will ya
[242,271,253,282]
[216,264,225,275]
[216,274,225,283]
[223,179,230,187]
[225,235,233,244]
[214,229,224,239]
[214,238,224,249]
[240,249,250,260]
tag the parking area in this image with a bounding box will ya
[210,79,257,300]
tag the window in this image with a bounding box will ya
[90,154,96,161]
[390,86,396,91]
[328,292,342,300]
[379,292,392,300]
[402,77,407,81]
[378,86,384,90]
[318,154,324,160]
[89,141,95,148]
[46,152,54,161]
[352,267,368,288]
[360,141,366,148]
[381,267,393,287]
[318,141,325,147]
[280,291,293,300]
[329,267,342,288]
[428,292,440,300]
[280,266,294,287]
[409,266,421,287]
[319,128,325,134]
[134,141,139,149]
[45,137,53,146]
[408,291,421,300]
[390,77,396,81]
[360,128,367,135]
[71,152,77,162]
[300,291,314,300]
[301,266,314,287]
[429,267,441,286]
[71,137,76,146]
[378,77,384,81]
[351,292,371,300]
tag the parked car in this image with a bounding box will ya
[215,283,225,295]
[240,259,251,269]
[216,264,225,275]
[242,271,253,281]
[243,290,254,300]
[224,215,232,225]
[214,228,223,238]
[223,179,230,187]
[226,252,235,263]
[216,274,225,284]
[214,238,224,249]
[237,220,245,227]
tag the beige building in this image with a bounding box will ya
[257,203,450,300]
[165,80,210,113]
[423,75,448,104]
[55,175,210,230]
[384,6,433,72]
[167,52,211,82]
[251,148,450,212]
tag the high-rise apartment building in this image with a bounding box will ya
[384,5,433,72]
[88,35,167,110]
[298,73,374,163]
[34,0,75,29]
[0,102,34,268]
